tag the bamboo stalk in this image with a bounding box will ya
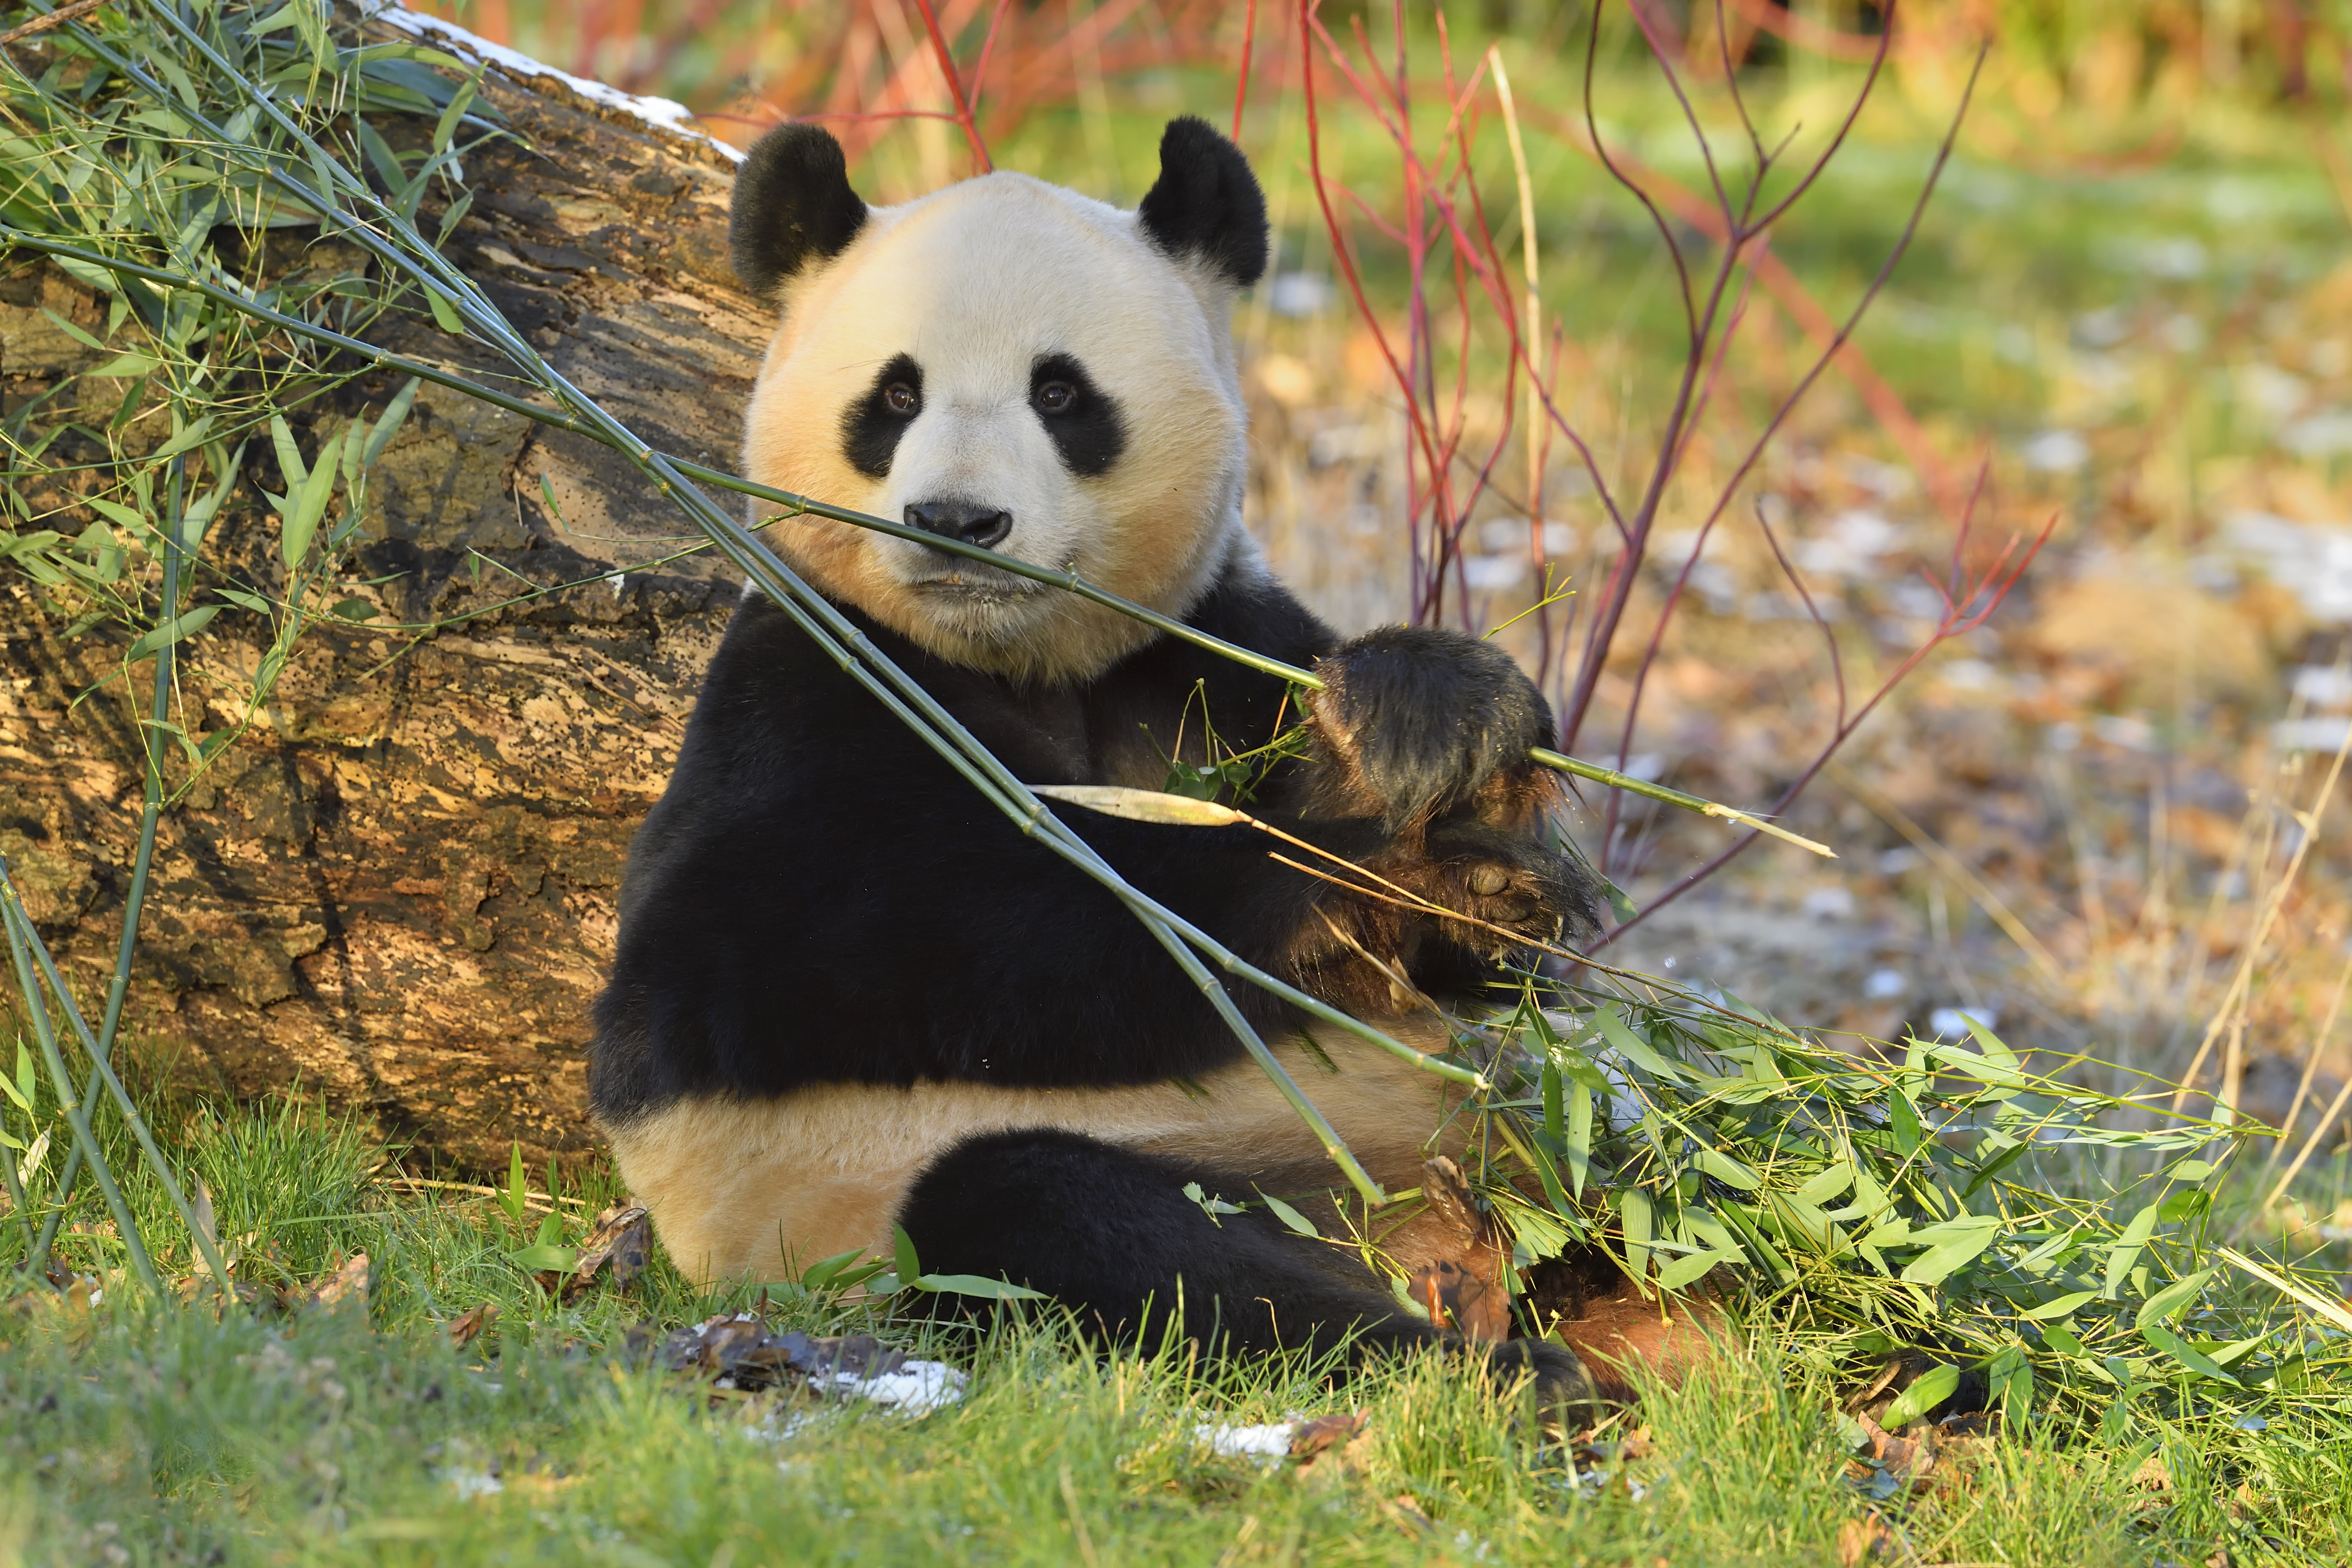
[0,241,1835,857]
[31,452,184,1275]
[0,878,159,1293]
[77,8,1405,1200]
[6,885,235,1289]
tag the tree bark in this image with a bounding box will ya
[0,15,769,1171]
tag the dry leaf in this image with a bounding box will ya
[2130,1454,2174,1492]
[650,1313,905,1392]
[562,1201,651,1303]
[307,1252,370,1316]
[1407,1157,1511,1342]
[1288,1413,1366,1462]
[1380,1494,1434,1537]
[446,1303,500,1349]
[1837,1511,1895,1565]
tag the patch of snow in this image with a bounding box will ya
[1195,1421,1296,1464]
[364,2,745,165]
[1801,887,1856,922]
[1462,554,1527,592]
[2020,430,2089,474]
[442,1467,504,1499]
[2275,718,2352,755]
[1266,272,1332,318]
[2291,664,2352,708]
[820,1359,965,1416]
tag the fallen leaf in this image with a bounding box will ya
[561,1201,651,1303]
[1849,1408,1937,1493]
[1289,1412,1366,1458]
[2131,1454,2173,1492]
[1838,1511,1895,1565]
[1413,1156,1511,1341]
[1380,1494,1434,1537]
[307,1252,370,1316]
[446,1303,500,1350]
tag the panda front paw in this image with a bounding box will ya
[1476,1337,1603,1426]
[1308,626,1553,829]
[1412,819,1606,953]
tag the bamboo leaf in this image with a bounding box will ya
[41,308,106,352]
[1620,1185,1653,1280]
[1792,1161,1854,1206]
[2135,1269,2210,1326]
[1255,1190,1320,1239]
[1032,785,1242,826]
[1898,1214,2001,1286]
[2140,1321,2238,1385]
[913,1272,1048,1301]
[893,1223,921,1288]
[2104,1200,2161,1298]
[509,1243,578,1272]
[1564,1080,1593,1200]
[125,605,220,660]
[425,286,466,335]
[1694,1144,1761,1191]
[361,376,421,469]
[1655,1247,1730,1291]
[1889,1087,1924,1156]
[1879,1363,1959,1428]
[269,414,306,489]
[280,424,344,568]
[1595,1004,1688,1081]
[152,414,216,463]
[2018,1289,2099,1321]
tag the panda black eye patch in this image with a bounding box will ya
[1029,353,1125,478]
[841,353,924,479]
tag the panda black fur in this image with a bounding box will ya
[592,117,1607,1403]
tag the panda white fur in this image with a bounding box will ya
[591,117,1606,1403]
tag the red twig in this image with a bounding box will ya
[1231,0,1258,139]
[909,0,992,172]
[1596,499,2053,944]
[968,0,1018,119]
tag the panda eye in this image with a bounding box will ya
[1034,381,1075,415]
[884,382,919,416]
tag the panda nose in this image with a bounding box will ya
[905,500,1013,551]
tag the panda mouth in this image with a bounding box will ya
[909,569,1044,605]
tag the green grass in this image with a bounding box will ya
[4,1087,2349,1566]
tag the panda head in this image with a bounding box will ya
[730,117,1269,684]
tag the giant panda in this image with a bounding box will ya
[592,116,1662,1411]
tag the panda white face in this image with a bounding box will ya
[733,124,1268,685]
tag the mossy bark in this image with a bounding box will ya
[0,33,763,1171]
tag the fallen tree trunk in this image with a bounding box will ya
[0,12,767,1171]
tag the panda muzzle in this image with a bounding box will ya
[905,499,1014,552]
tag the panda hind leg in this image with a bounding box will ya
[895,1128,1595,1416]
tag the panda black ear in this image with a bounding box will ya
[1136,116,1268,290]
[729,123,869,297]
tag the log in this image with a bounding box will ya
[0,11,770,1169]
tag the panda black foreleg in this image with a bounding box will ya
[896,1129,1593,1410]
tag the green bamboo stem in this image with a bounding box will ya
[8,5,1540,1205]
[0,1094,32,1258]
[121,19,1402,1196]
[30,454,183,1275]
[9,896,234,1290]
[0,877,158,1294]
[0,227,1827,860]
